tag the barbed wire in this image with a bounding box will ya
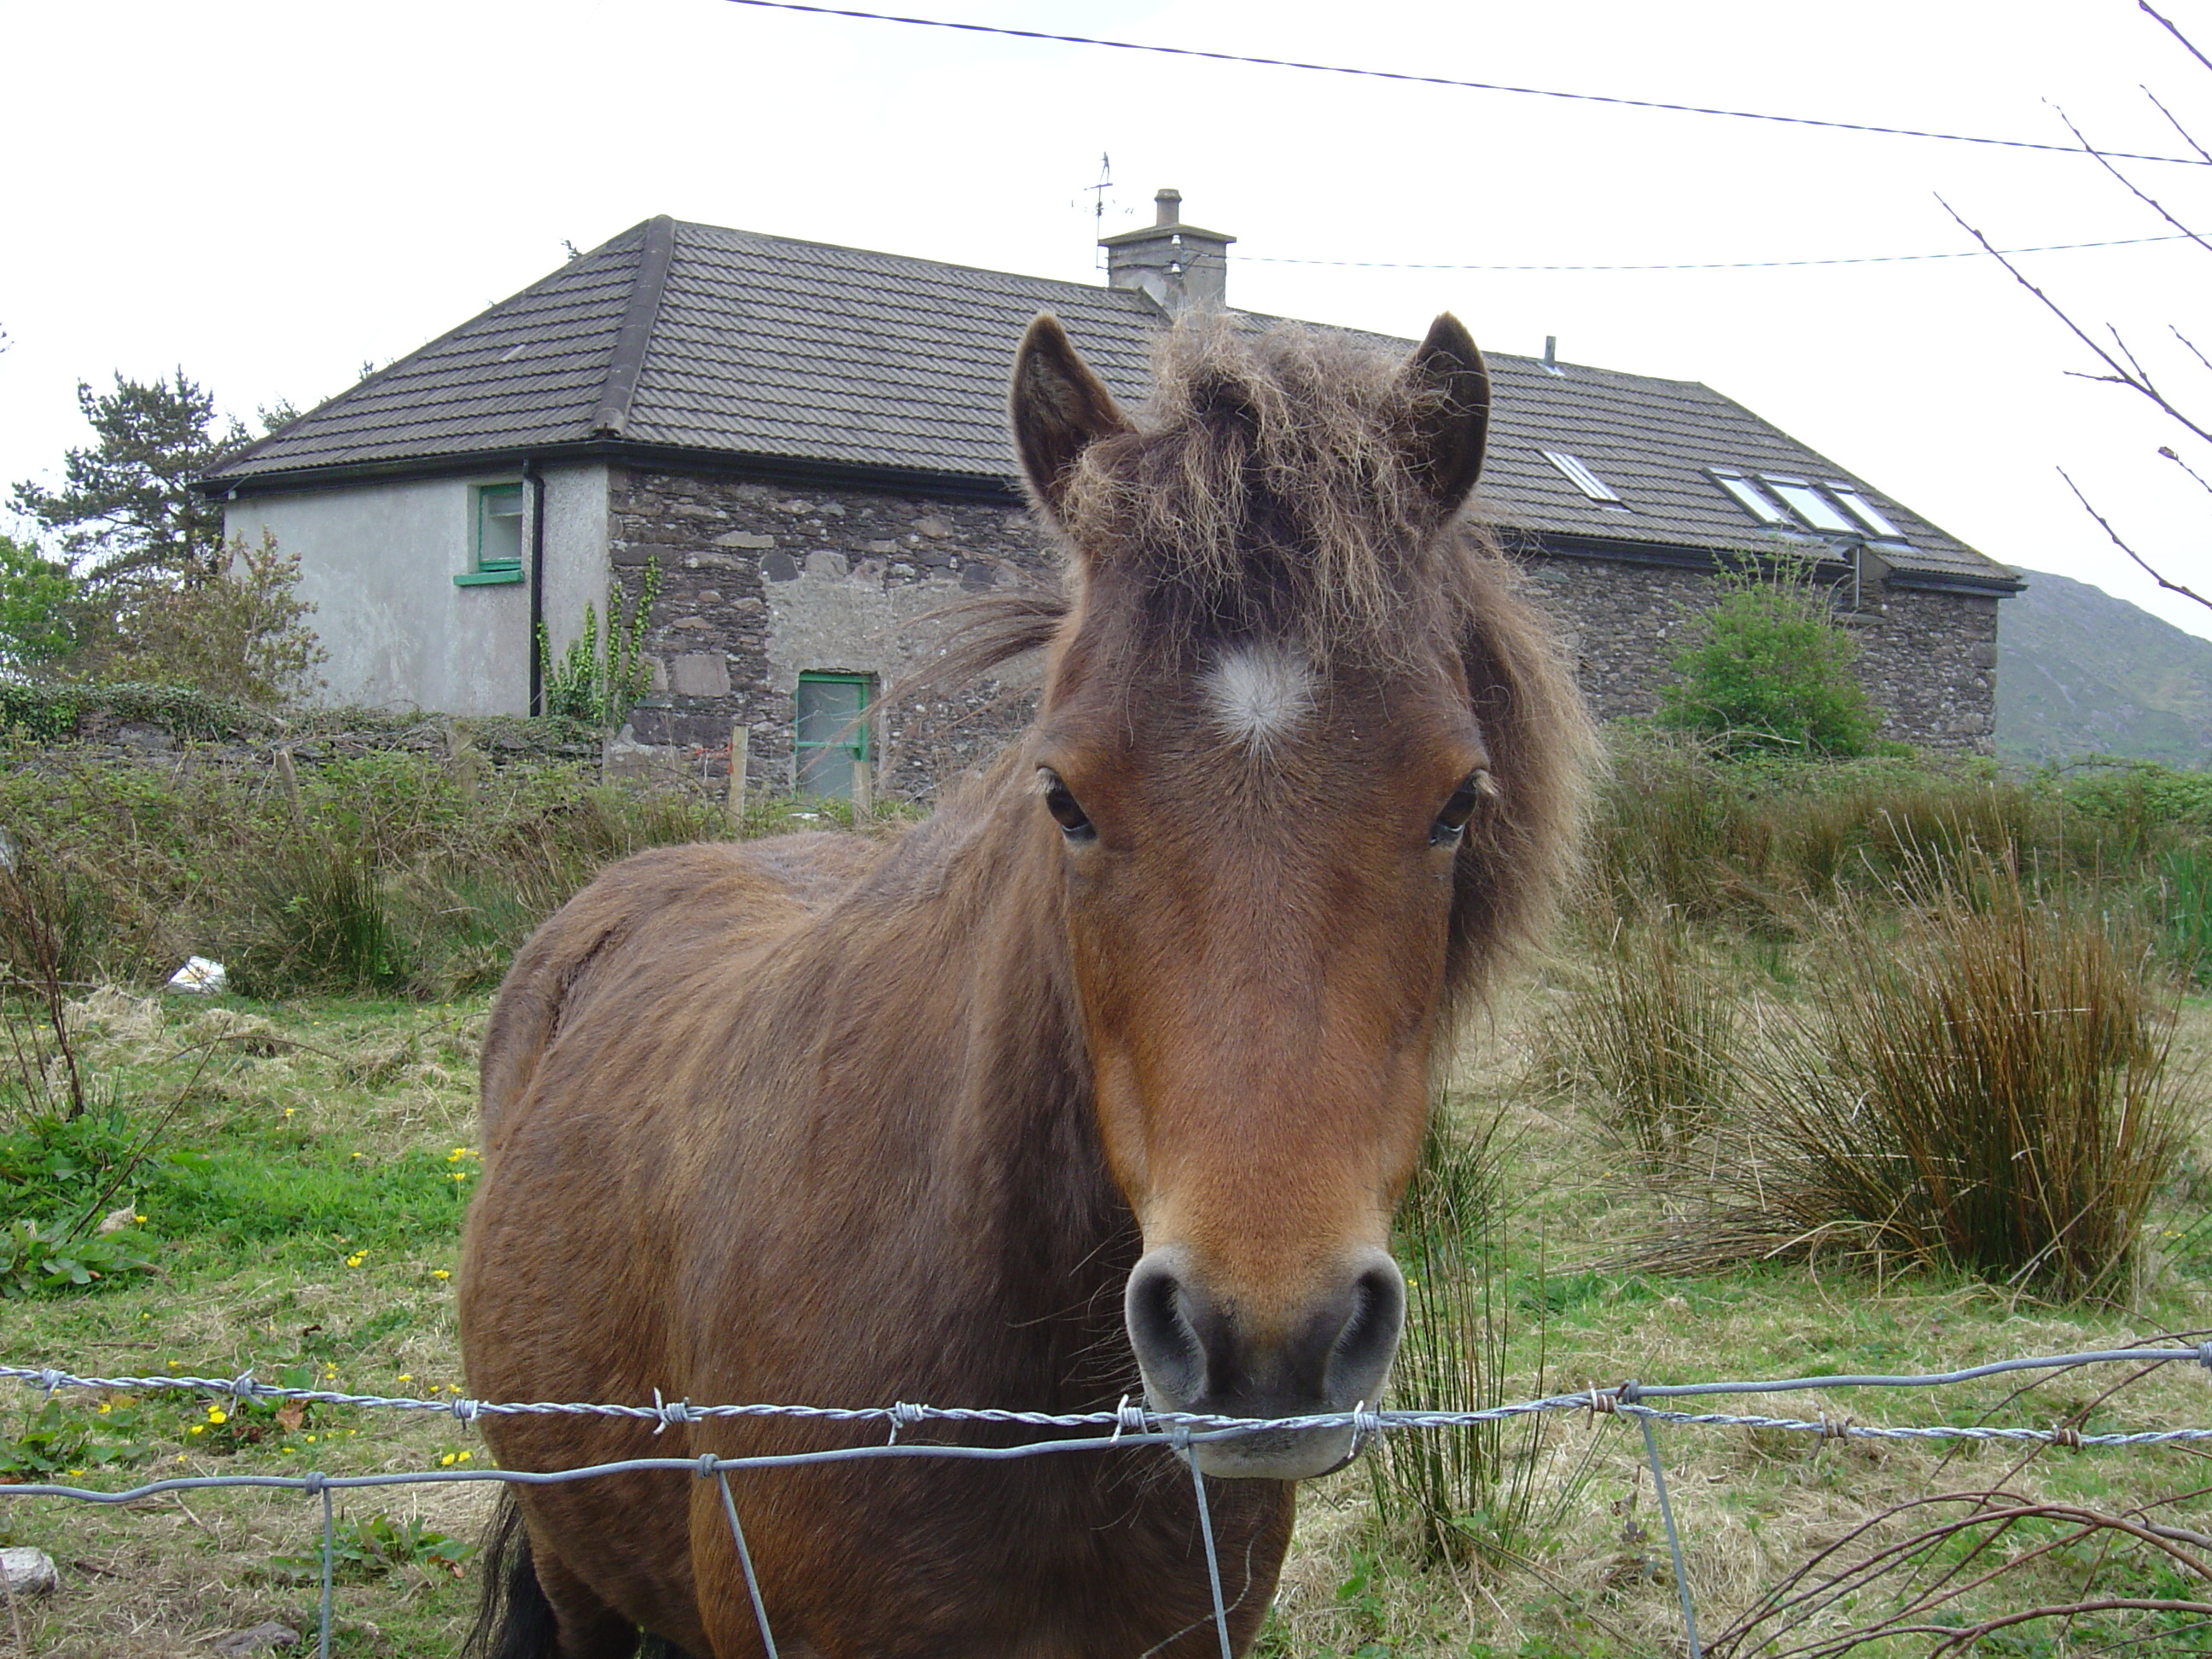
[6,1347,2212,1659]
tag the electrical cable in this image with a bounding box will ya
[721,0,2212,167]
[1225,231,2198,273]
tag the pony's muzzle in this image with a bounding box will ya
[1124,1245,1406,1480]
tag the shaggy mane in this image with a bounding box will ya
[1059,318,1464,657]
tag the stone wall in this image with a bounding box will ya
[1848,585,2001,752]
[1516,551,2000,754]
[607,468,1055,799]
[604,469,2005,798]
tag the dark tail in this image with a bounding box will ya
[463,1493,562,1659]
[464,1495,694,1659]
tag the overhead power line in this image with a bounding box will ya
[1228,231,2198,273]
[723,0,2212,167]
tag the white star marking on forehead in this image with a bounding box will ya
[1203,643,1316,751]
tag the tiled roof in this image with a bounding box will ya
[207,217,2014,588]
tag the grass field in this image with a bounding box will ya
[5,734,2212,1654]
[0,960,2206,1659]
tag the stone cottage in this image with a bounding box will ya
[201,195,2020,798]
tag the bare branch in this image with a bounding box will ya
[2141,1,2212,77]
[2050,101,2212,257]
[2106,322,2158,388]
[1939,196,2212,446]
[2174,323,2212,378]
[2145,84,2212,164]
[2163,445,2212,498]
[1929,1599,2212,1656]
[2061,467,2212,614]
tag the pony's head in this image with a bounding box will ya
[1010,315,1585,1478]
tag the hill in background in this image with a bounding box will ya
[1995,568,2212,769]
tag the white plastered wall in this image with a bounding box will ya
[223,464,608,715]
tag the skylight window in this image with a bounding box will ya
[1828,485,1904,540]
[1540,449,1621,502]
[1710,468,1913,543]
[1710,471,1789,525]
[1760,476,1859,535]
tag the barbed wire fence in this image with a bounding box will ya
[5,1348,2212,1659]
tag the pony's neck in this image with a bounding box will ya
[861,756,1137,1403]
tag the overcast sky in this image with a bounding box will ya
[6,0,2211,637]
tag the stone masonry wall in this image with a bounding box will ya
[605,470,2005,799]
[606,468,1056,800]
[1517,551,2000,754]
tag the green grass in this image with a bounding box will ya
[0,877,2207,1651]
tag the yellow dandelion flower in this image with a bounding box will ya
[432,1269,451,1281]
[439,1452,456,1467]
[457,1450,471,1463]
[207,1408,227,1425]
[189,1424,204,1435]
[397,1373,412,1382]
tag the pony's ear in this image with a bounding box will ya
[1403,313,1491,516]
[1010,314,1132,522]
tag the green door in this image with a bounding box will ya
[794,672,872,800]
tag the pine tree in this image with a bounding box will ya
[10,370,248,586]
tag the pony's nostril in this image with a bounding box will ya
[1124,1252,1207,1405]
[1322,1253,1406,1409]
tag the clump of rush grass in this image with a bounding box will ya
[1369,1105,1544,1567]
[1649,859,2186,1298]
[227,822,409,998]
[1543,913,1737,1164]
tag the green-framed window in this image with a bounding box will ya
[455,482,526,586]
[794,672,873,800]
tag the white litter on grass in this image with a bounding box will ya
[166,956,226,995]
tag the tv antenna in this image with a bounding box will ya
[1085,153,1113,267]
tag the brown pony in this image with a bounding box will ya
[458,312,1589,1658]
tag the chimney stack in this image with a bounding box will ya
[1101,188,1235,316]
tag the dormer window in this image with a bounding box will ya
[1540,449,1621,502]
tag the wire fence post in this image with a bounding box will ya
[1627,1384,1702,1659]
[714,1464,780,1659]
[317,1479,335,1659]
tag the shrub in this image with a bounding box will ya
[84,530,327,706]
[0,534,81,668]
[1656,566,1879,757]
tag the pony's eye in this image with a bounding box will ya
[1039,769,1097,842]
[1429,771,1491,847]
